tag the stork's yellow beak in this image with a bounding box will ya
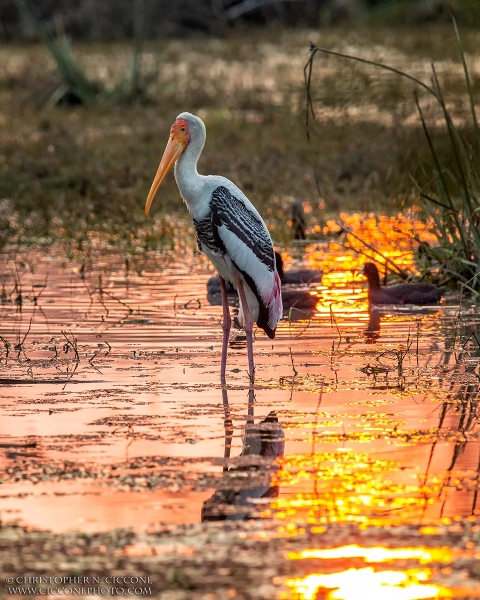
[145,137,185,216]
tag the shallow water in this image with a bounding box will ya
[1,239,480,598]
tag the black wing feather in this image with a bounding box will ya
[193,186,272,265]
[193,186,277,338]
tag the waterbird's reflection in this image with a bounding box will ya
[202,388,285,521]
[362,304,443,344]
[363,307,381,344]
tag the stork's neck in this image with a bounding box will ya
[174,134,206,215]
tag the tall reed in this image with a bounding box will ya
[305,14,480,292]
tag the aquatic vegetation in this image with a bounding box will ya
[305,14,480,292]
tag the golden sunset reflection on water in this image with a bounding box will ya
[285,567,451,600]
[284,541,460,600]
[287,544,452,564]
[1,213,479,599]
[265,450,438,528]
[309,212,439,276]
[285,212,443,319]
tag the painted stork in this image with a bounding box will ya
[145,112,282,382]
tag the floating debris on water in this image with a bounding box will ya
[0,227,479,597]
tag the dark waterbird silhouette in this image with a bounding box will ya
[208,279,318,312]
[207,252,322,295]
[280,289,318,311]
[207,252,320,312]
[361,262,445,306]
[291,198,307,240]
[275,253,323,286]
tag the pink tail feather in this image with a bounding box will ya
[267,270,283,331]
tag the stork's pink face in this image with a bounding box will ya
[145,119,191,216]
[170,119,191,146]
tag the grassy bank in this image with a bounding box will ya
[1,25,479,246]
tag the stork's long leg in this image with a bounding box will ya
[219,275,231,383]
[235,276,255,383]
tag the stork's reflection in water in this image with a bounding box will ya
[202,388,285,521]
